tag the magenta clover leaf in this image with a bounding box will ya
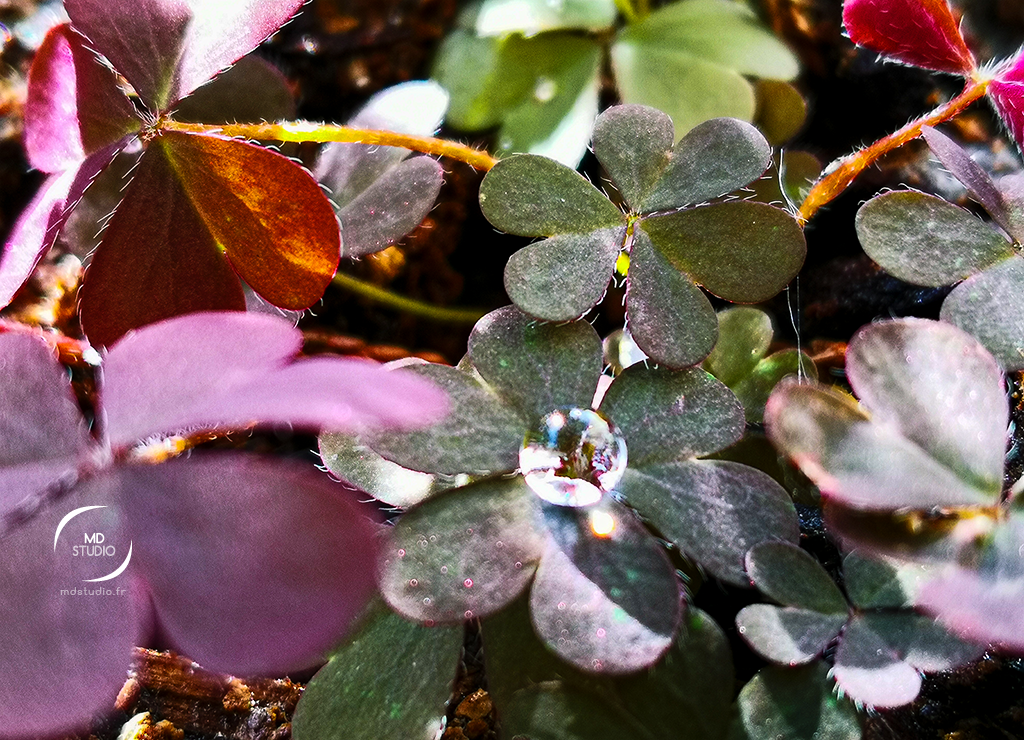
[766,318,1024,654]
[0,310,446,737]
[477,103,807,368]
[320,305,798,674]
[1,0,341,347]
[843,0,1024,157]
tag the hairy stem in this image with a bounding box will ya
[332,272,487,324]
[160,120,499,171]
[797,78,989,225]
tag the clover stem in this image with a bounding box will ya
[797,77,990,226]
[159,120,499,171]
[331,272,488,324]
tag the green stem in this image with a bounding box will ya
[160,120,499,171]
[331,272,487,324]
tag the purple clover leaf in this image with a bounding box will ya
[314,81,447,259]
[294,586,735,740]
[479,104,806,368]
[856,127,1024,369]
[736,543,981,708]
[0,310,447,736]
[766,318,1024,654]
[2,0,341,347]
[320,305,798,674]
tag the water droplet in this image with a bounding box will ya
[423,597,432,606]
[534,77,557,103]
[738,625,746,634]
[514,561,523,569]
[425,619,435,627]
[429,535,437,542]
[520,407,627,507]
[300,34,318,54]
[495,540,504,548]
[397,548,406,557]
[464,610,474,620]
[409,579,419,588]
[557,601,566,610]
[592,659,603,670]
[596,628,606,638]
[466,528,474,535]
[463,579,474,588]
[440,566,448,575]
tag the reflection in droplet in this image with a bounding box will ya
[520,407,627,507]
[534,76,557,103]
[463,579,474,588]
[590,509,616,538]
[423,597,432,606]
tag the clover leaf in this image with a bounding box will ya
[0,311,446,734]
[732,661,862,740]
[766,318,1024,653]
[479,104,806,367]
[321,305,798,674]
[703,307,818,422]
[294,591,735,740]
[314,81,448,259]
[2,0,341,346]
[736,543,981,708]
[433,0,797,165]
[855,126,1024,369]
[843,0,1024,161]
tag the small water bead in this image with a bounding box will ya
[440,566,448,575]
[520,407,627,507]
[463,579,474,588]
[409,579,419,588]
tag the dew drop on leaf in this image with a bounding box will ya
[534,77,557,103]
[463,579,474,588]
[519,407,627,507]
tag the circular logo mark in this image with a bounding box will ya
[53,505,133,582]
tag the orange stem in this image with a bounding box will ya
[797,78,990,225]
[160,120,499,171]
